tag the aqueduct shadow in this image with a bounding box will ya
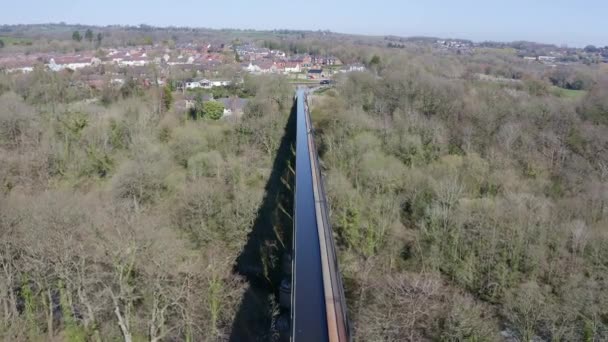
[229,101,296,341]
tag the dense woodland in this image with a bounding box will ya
[0,59,293,340]
[312,50,608,341]
[0,25,608,341]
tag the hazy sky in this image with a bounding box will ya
[2,0,607,47]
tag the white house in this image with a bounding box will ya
[211,80,231,87]
[244,62,261,73]
[284,63,301,73]
[7,66,34,73]
[118,58,149,67]
[218,97,249,117]
[185,79,231,90]
[538,56,557,62]
[185,81,203,89]
[201,79,212,89]
[111,78,125,86]
[47,57,94,71]
[347,64,366,72]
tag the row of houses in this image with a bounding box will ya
[0,42,228,74]
[523,55,557,62]
[236,45,278,60]
[236,44,343,67]
[242,60,365,76]
[0,53,225,74]
[0,53,150,73]
[243,61,302,74]
[184,79,232,89]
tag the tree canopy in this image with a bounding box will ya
[72,31,82,42]
[369,54,381,66]
[201,100,225,120]
[162,85,173,112]
[85,29,94,43]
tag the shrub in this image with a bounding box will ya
[0,92,36,149]
[109,118,132,150]
[172,181,227,246]
[111,150,169,204]
[168,125,208,167]
[579,78,608,124]
[202,100,225,120]
[358,151,405,193]
[188,151,224,179]
[82,146,114,178]
[438,294,498,341]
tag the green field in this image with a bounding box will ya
[551,86,587,99]
[0,36,34,46]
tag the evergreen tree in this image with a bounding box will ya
[72,31,82,42]
[85,29,94,43]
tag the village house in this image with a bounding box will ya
[538,56,557,62]
[184,81,200,89]
[311,55,341,66]
[47,55,97,71]
[0,56,39,73]
[284,62,301,73]
[184,79,231,89]
[7,63,35,73]
[175,93,214,111]
[307,68,324,79]
[110,78,125,86]
[217,97,249,117]
[210,80,231,87]
[244,62,262,73]
[248,60,277,74]
[236,45,272,61]
[301,55,313,67]
[118,56,149,67]
[271,50,286,58]
[344,64,366,72]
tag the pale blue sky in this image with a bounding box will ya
[2,0,607,47]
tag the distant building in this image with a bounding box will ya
[217,97,249,117]
[345,64,366,72]
[538,56,557,62]
[311,56,341,66]
[0,58,37,73]
[185,81,203,89]
[210,80,231,87]
[48,56,96,71]
[302,55,313,67]
[307,69,323,79]
[118,56,149,67]
[244,62,261,73]
[185,79,231,89]
[284,62,301,73]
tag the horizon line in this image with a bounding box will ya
[1,21,604,48]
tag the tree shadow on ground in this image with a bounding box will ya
[230,103,296,342]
